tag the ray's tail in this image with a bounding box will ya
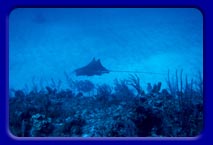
[109,70,167,75]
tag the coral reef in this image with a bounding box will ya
[9,71,203,137]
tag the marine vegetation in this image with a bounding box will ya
[9,70,203,137]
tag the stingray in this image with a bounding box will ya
[74,58,110,76]
[74,57,166,77]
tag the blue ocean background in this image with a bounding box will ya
[9,8,203,91]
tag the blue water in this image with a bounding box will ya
[9,8,203,91]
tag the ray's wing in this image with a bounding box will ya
[74,58,109,76]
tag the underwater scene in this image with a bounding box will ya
[9,8,203,137]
